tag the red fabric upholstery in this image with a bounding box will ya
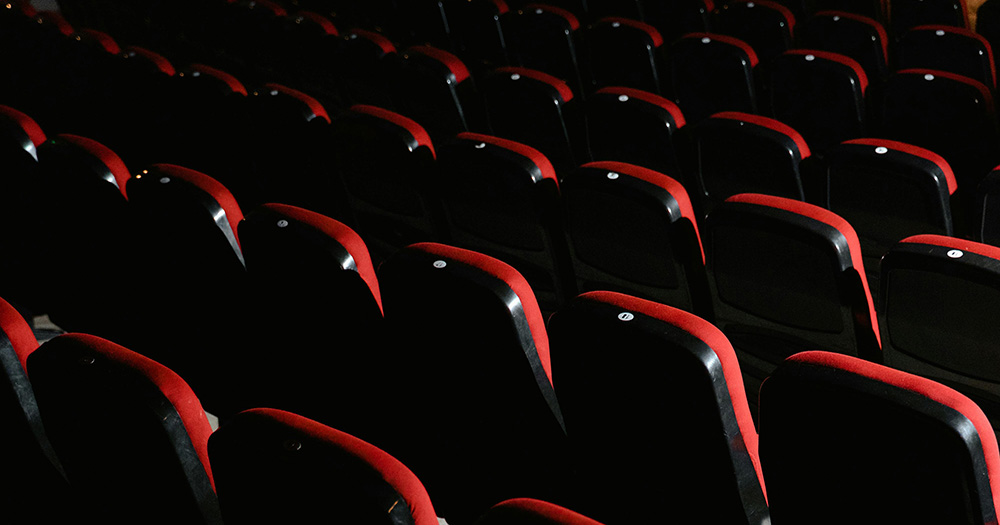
[248,0,286,16]
[725,193,879,345]
[711,111,811,159]
[36,10,74,36]
[407,45,471,84]
[900,234,1000,261]
[495,66,574,103]
[456,132,558,184]
[144,164,244,247]
[350,104,436,158]
[598,17,663,48]
[0,297,38,374]
[897,68,994,113]
[349,29,397,55]
[580,160,703,261]
[260,203,382,311]
[58,333,215,488]
[292,11,338,35]
[524,4,579,30]
[57,134,130,198]
[409,242,552,383]
[788,350,1000,509]
[682,32,759,67]
[0,105,45,147]
[187,64,248,96]
[785,49,869,94]
[76,28,120,54]
[843,138,957,194]
[123,46,175,76]
[240,408,439,524]
[594,86,686,128]
[577,290,765,495]
[261,83,330,124]
[483,498,604,524]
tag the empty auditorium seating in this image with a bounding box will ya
[712,0,795,63]
[330,104,443,261]
[377,242,566,524]
[481,66,583,171]
[34,134,133,335]
[547,291,769,524]
[879,234,1000,428]
[475,498,605,525]
[897,25,996,90]
[583,17,664,94]
[889,0,969,38]
[504,4,585,96]
[879,68,998,210]
[820,138,956,286]
[763,49,868,153]
[0,296,70,522]
[388,45,479,143]
[0,106,47,315]
[664,32,758,125]
[124,163,247,416]
[585,86,688,178]
[759,350,1000,524]
[236,203,385,429]
[437,132,573,309]
[693,112,811,215]
[27,333,222,525]
[209,408,438,525]
[561,161,709,314]
[797,11,889,86]
[706,193,880,409]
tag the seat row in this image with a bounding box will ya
[4,260,1000,524]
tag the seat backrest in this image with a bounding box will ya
[376,241,566,523]
[330,104,441,261]
[583,16,665,95]
[664,32,758,124]
[759,350,1000,524]
[706,193,880,408]
[236,203,385,427]
[586,86,688,177]
[209,407,438,525]
[437,131,572,309]
[27,333,222,525]
[763,49,868,153]
[0,296,70,521]
[797,10,888,84]
[712,0,795,63]
[821,138,956,287]
[897,25,996,90]
[561,160,708,315]
[547,291,769,524]
[693,111,810,215]
[880,234,1000,429]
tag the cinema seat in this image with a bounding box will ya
[377,242,566,524]
[0,296,70,522]
[27,333,222,525]
[561,161,709,315]
[879,234,1000,429]
[236,203,385,430]
[693,112,811,216]
[821,138,956,287]
[759,350,1000,524]
[209,408,438,525]
[437,132,573,309]
[706,193,880,411]
[664,32,758,125]
[547,291,769,524]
